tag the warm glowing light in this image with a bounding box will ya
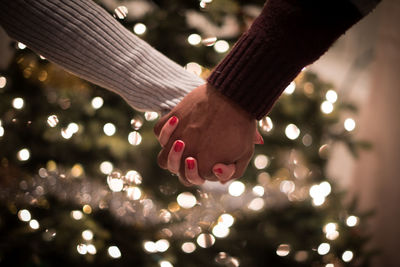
[212,224,230,238]
[0,126,4,137]
[91,97,104,109]
[309,181,331,205]
[326,231,339,240]
[188,33,202,45]
[0,76,6,88]
[248,198,265,211]
[68,123,79,134]
[285,124,300,140]
[202,37,217,46]
[126,186,142,200]
[159,261,173,267]
[252,185,265,196]
[143,241,157,253]
[107,174,124,192]
[276,244,290,257]
[155,239,170,252]
[280,180,295,194]
[326,90,338,103]
[17,148,30,161]
[47,115,59,127]
[131,117,143,130]
[254,154,269,169]
[228,181,245,197]
[342,250,353,262]
[344,118,356,131]
[82,230,94,241]
[87,244,97,255]
[77,244,87,255]
[326,264,334,267]
[214,40,229,53]
[177,192,197,209]
[134,23,147,35]
[218,213,235,228]
[71,210,83,220]
[283,81,296,95]
[71,164,84,177]
[323,223,337,234]
[317,243,330,255]
[346,215,359,227]
[12,97,24,109]
[259,116,273,132]
[108,246,122,258]
[82,204,92,214]
[196,233,215,248]
[104,123,116,136]
[114,6,128,19]
[29,219,39,230]
[185,62,202,76]
[100,161,113,174]
[144,112,158,121]
[313,197,326,206]
[18,42,26,49]
[125,170,142,184]
[128,131,142,145]
[181,242,196,253]
[321,101,334,114]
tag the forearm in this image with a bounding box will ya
[208,0,380,120]
[0,0,204,113]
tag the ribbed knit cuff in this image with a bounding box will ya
[208,0,364,120]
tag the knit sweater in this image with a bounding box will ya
[0,0,380,119]
[0,0,204,114]
[208,0,380,120]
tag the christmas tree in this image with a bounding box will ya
[0,0,375,266]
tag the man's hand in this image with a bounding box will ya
[154,83,259,183]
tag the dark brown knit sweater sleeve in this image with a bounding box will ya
[207,0,364,120]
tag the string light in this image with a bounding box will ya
[196,233,215,248]
[133,23,147,35]
[252,185,265,197]
[184,62,202,76]
[285,124,300,140]
[159,261,173,267]
[346,215,359,227]
[47,115,59,127]
[248,198,265,211]
[176,192,197,209]
[12,97,24,109]
[82,230,94,241]
[29,219,40,230]
[342,250,353,262]
[103,123,116,136]
[188,34,201,45]
[91,97,104,109]
[87,244,97,255]
[155,239,170,252]
[212,224,230,238]
[128,131,142,145]
[254,154,269,169]
[181,242,196,253]
[18,209,31,222]
[228,181,245,197]
[71,210,83,220]
[0,76,6,88]
[214,40,229,53]
[114,6,128,19]
[344,118,356,131]
[108,246,122,258]
[100,161,113,174]
[276,244,290,256]
[77,244,87,255]
[326,90,338,103]
[321,101,334,114]
[143,241,157,253]
[144,112,158,121]
[317,243,330,255]
[17,148,30,161]
[284,81,296,95]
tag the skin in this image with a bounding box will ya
[154,83,262,186]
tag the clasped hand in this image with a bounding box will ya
[154,83,263,186]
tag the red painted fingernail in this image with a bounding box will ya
[169,116,178,126]
[214,168,223,175]
[259,135,264,144]
[186,158,195,170]
[174,140,184,152]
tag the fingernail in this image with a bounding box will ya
[174,140,184,152]
[186,158,195,170]
[169,116,178,126]
[213,168,223,175]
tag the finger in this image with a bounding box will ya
[184,157,205,186]
[158,116,178,146]
[253,129,264,145]
[157,148,169,169]
[232,148,254,180]
[167,140,185,174]
[153,114,170,137]
[212,163,235,184]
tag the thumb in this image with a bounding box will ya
[212,163,236,184]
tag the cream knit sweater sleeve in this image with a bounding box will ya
[0,0,204,113]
